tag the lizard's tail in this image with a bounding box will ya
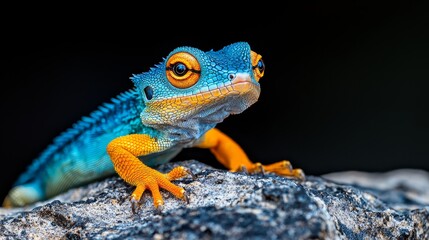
[2,182,44,208]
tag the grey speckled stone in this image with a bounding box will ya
[322,169,429,210]
[0,160,428,239]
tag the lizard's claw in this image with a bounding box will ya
[238,160,306,181]
[130,195,142,214]
[184,168,197,180]
[238,165,248,174]
[182,189,190,204]
[128,166,191,214]
[263,160,306,180]
[154,200,164,215]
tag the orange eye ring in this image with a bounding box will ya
[251,51,265,81]
[166,52,201,88]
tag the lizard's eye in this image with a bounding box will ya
[251,50,264,82]
[166,52,201,88]
[172,63,188,76]
[256,59,265,74]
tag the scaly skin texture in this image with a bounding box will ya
[3,42,304,211]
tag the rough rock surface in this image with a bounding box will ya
[0,160,428,239]
[322,169,429,211]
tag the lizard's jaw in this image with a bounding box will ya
[141,73,260,143]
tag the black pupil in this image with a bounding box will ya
[144,86,153,100]
[257,59,265,73]
[173,63,188,76]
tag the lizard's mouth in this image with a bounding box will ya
[145,73,260,114]
[228,73,258,94]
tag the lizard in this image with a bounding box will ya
[3,42,304,212]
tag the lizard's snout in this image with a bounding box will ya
[230,73,258,94]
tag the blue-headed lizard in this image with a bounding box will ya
[3,42,304,213]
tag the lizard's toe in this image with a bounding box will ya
[256,162,265,175]
[166,166,194,181]
[292,168,306,181]
[126,166,191,213]
[242,160,306,181]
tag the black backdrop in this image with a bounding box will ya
[2,3,429,201]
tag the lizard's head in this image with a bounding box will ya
[131,42,264,141]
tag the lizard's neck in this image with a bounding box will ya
[141,95,253,147]
[143,99,231,147]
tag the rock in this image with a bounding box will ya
[0,160,428,239]
[322,169,429,210]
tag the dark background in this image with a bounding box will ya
[1,3,429,201]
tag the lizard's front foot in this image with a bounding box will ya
[237,160,306,180]
[129,166,191,214]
